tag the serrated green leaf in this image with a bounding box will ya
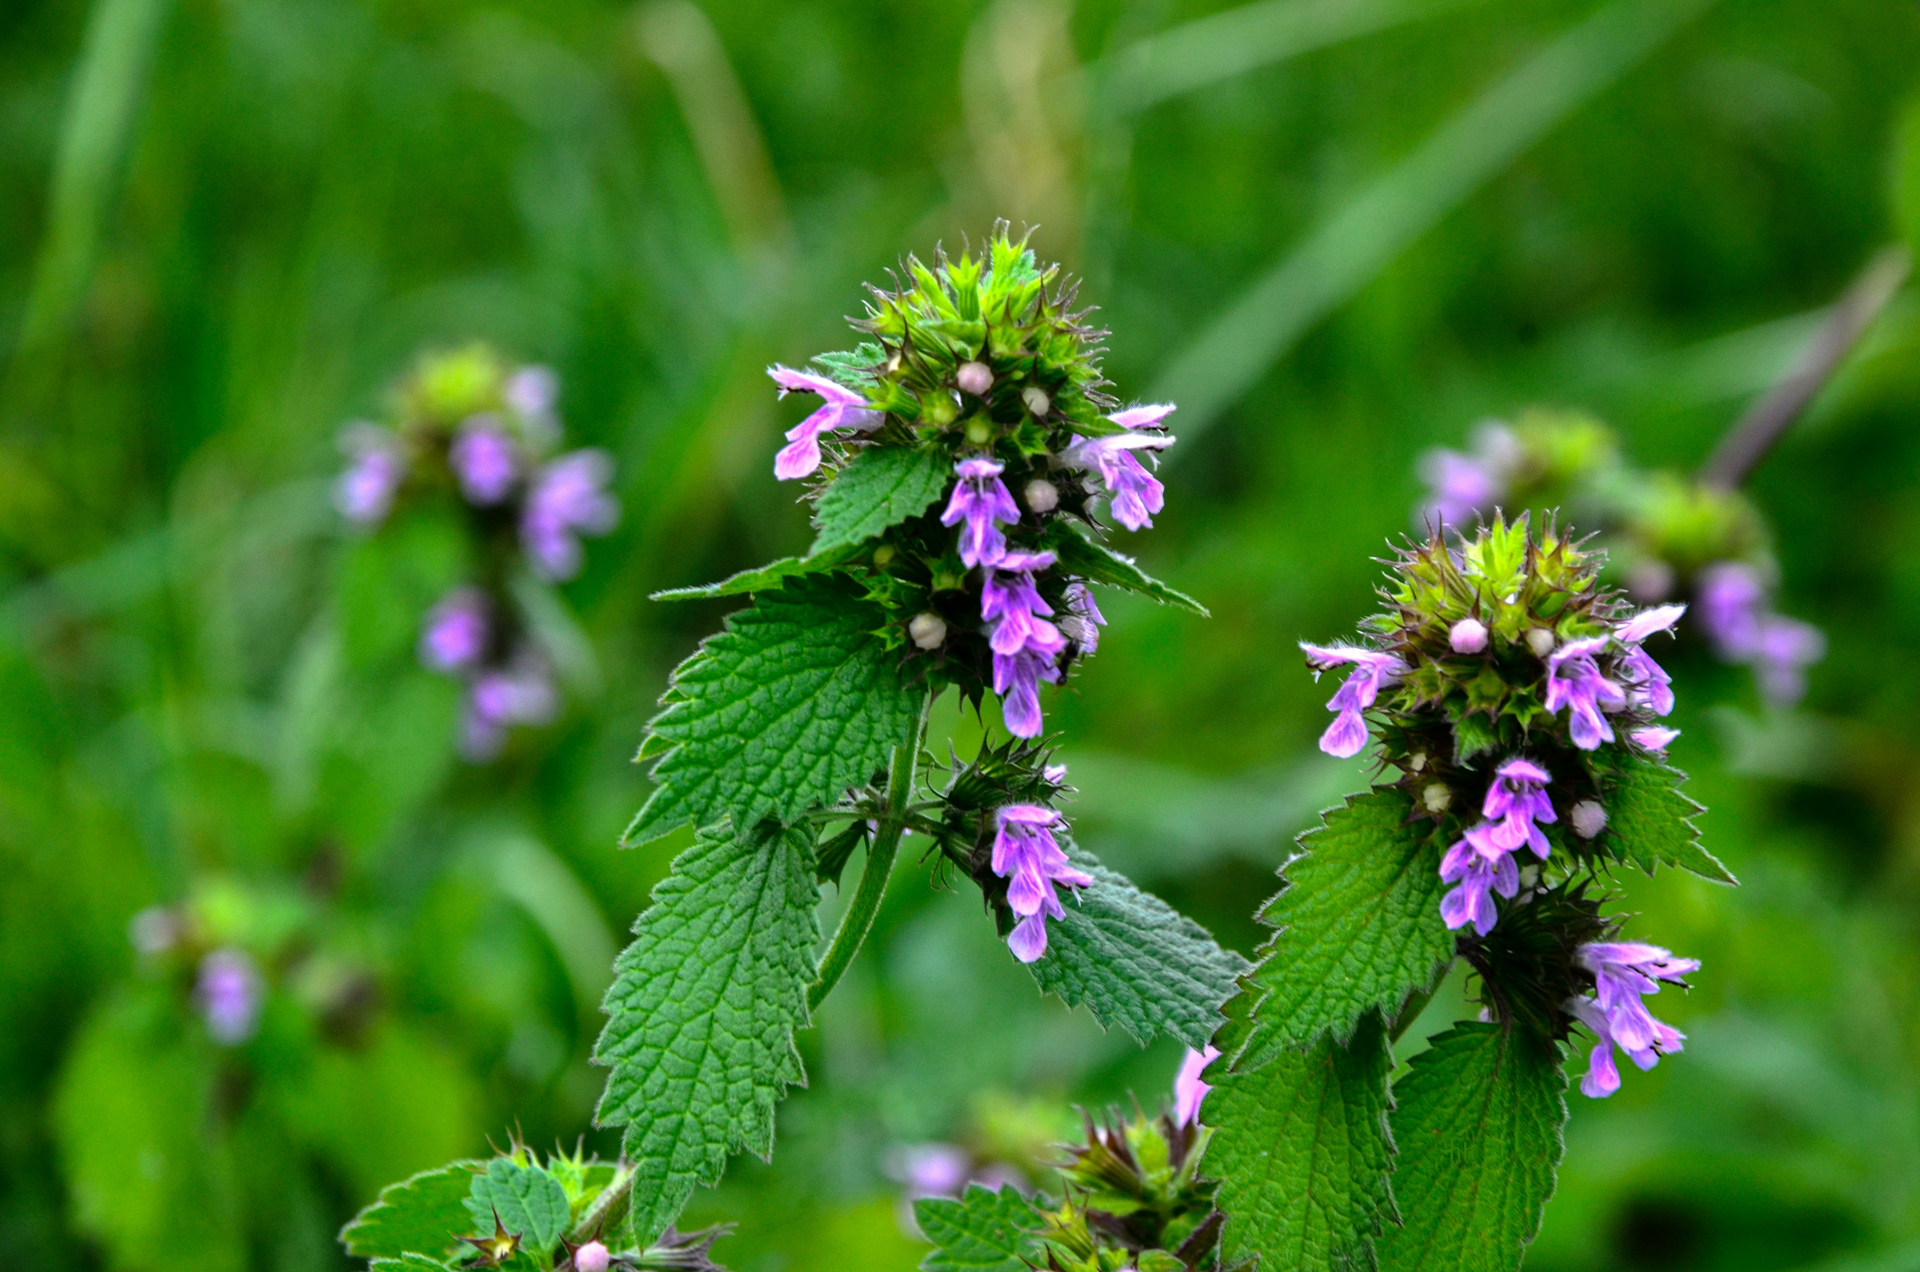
[915,1184,1045,1272]
[649,543,868,602]
[1044,524,1209,617]
[1211,1011,1397,1272]
[1376,1024,1566,1272]
[626,575,924,845]
[1231,790,1455,1069]
[340,1161,482,1260]
[463,1158,570,1256]
[1027,848,1249,1047]
[593,823,820,1243]
[1449,713,1499,766]
[369,1256,454,1271]
[1604,759,1735,884]
[810,446,953,555]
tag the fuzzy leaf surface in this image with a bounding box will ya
[1605,759,1734,884]
[339,1161,481,1260]
[369,1256,454,1270]
[915,1184,1045,1272]
[1231,789,1455,1069]
[1045,524,1209,616]
[463,1157,570,1256]
[810,445,953,554]
[1210,1012,1396,1272]
[1027,848,1249,1047]
[650,544,867,602]
[626,575,923,844]
[1376,1024,1566,1272]
[593,824,820,1243]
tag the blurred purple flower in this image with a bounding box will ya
[197,949,262,1045]
[1061,406,1176,532]
[1417,449,1498,531]
[767,365,882,480]
[419,588,490,672]
[334,424,405,526]
[895,1144,971,1200]
[991,804,1092,963]
[1568,941,1696,1098]
[1174,1045,1219,1126]
[1752,615,1826,707]
[522,450,618,581]
[1300,644,1408,758]
[449,417,520,505]
[941,457,1020,569]
[460,657,557,761]
[1482,757,1555,858]
[1696,563,1766,654]
[1544,635,1625,750]
[1439,823,1518,936]
[506,365,557,418]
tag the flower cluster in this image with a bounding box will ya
[1416,408,1823,707]
[764,227,1174,740]
[1565,941,1697,1098]
[333,345,617,760]
[1299,514,1703,1096]
[990,802,1093,962]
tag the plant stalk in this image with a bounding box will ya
[807,694,931,1012]
[568,1159,636,1243]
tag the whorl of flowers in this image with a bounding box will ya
[332,344,616,760]
[763,225,1174,747]
[1300,513,1701,1097]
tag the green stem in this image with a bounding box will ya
[807,694,931,1012]
[568,1159,635,1243]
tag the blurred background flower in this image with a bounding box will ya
[1,0,1918,1269]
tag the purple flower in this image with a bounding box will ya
[419,588,490,672]
[993,647,1061,739]
[449,417,520,505]
[1417,449,1499,530]
[1544,635,1625,750]
[940,457,1020,569]
[1616,603,1684,716]
[334,424,405,525]
[1174,1045,1219,1126]
[1696,563,1766,655]
[460,657,557,761]
[197,949,262,1045]
[991,804,1093,963]
[1631,725,1680,752]
[1300,644,1409,759]
[1752,615,1825,708]
[983,551,1068,659]
[1439,823,1518,935]
[1568,941,1697,1098]
[767,365,883,480]
[506,364,557,418]
[896,1144,972,1199]
[1059,582,1105,654]
[522,450,619,581]
[1482,757,1556,858]
[1060,405,1176,532]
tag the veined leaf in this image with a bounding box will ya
[649,543,868,602]
[625,574,924,845]
[1604,759,1734,884]
[1044,524,1209,616]
[1231,789,1455,1070]
[593,823,820,1243]
[1376,1024,1566,1272]
[1027,848,1249,1048]
[339,1161,482,1260]
[1210,1012,1397,1272]
[810,445,953,554]
[462,1157,570,1257]
[369,1256,454,1271]
[915,1184,1045,1272]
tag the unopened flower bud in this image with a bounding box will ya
[966,419,993,446]
[1571,799,1608,839]
[923,394,958,426]
[932,570,962,592]
[1023,478,1059,513]
[957,361,993,396]
[1421,782,1452,814]
[909,612,947,650]
[872,544,896,567]
[1525,627,1557,658]
[573,1242,610,1272]
[1449,618,1488,654]
[129,906,179,956]
[1022,385,1050,417]
[1407,751,1427,773]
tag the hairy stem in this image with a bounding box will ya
[807,693,932,1012]
[1698,243,1910,491]
[569,1159,636,1243]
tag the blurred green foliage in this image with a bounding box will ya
[2,0,1920,1268]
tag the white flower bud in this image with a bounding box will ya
[957,361,993,396]
[1571,799,1608,839]
[1407,751,1427,773]
[1022,385,1051,417]
[1525,627,1557,658]
[908,612,947,650]
[574,1242,611,1272]
[1518,863,1541,889]
[1023,478,1059,513]
[1421,782,1452,814]
[1449,618,1488,654]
